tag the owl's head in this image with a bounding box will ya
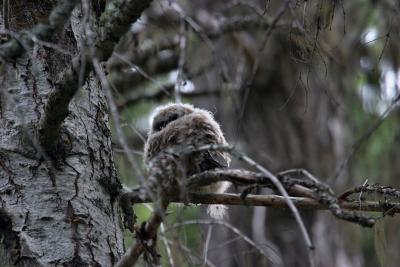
[149,103,194,133]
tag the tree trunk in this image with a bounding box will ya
[0,2,124,266]
[191,17,361,267]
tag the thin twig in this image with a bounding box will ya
[237,0,291,131]
[338,183,400,201]
[143,203,176,267]
[332,93,400,182]
[171,2,230,82]
[166,219,272,262]
[92,58,145,183]
[115,201,169,267]
[165,239,217,267]
[174,18,187,103]
[169,144,314,252]
[112,52,172,96]
[202,225,213,267]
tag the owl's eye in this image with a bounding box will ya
[153,113,179,131]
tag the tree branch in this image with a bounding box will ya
[115,200,169,267]
[117,84,225,111]
[0,0,79,61]
[122,190,400,219]
[118,164,400,266]
[338,183,400,201]
[189,193,400,213]
[173,144,315,252]
[39,0,153,153]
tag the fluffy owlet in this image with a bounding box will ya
[144,103,231,219]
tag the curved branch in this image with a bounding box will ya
[39,0,153,153]
[0,0,79,61]
[338,184,400,201]
[187,168,316,199]
[118,166,400,266]
[115,200,169,267]
[171,144,314,251]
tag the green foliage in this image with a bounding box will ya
[120,101,153,125]
[345,51,397,265]
[349,71,397,183]
[100,0,120,23]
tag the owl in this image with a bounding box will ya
[144,103,231,219]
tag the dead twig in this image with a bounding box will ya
[338,183,400,201]
[170,144,314,252]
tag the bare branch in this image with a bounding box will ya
[115,65,224,110]
[332,93,400,182]
[111,52,174,98]
[117,84,226,111]
[339,184,400,201]
[115,201,169,267]
[39,0,153,153]
[120,166,387,228]
[206,15,276,39]
[0,0,79,61]
[237,0,291,127]
[174,18,187,103]
[164,239,217,267]
[167,219,272,263]
[118,162,400,265]
[92,58,144,181]
[187,168,316,199]
[171,2,230,82]
[122,191,400,217]
[169,144,314,253]
[107,36,180,71]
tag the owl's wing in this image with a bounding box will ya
[199,151,229,171]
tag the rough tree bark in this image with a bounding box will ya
[0,1,127,266]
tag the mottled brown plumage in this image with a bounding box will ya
[144,103,231,218]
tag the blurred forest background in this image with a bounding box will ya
[1,0,399,266]
[112,0,400,266]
